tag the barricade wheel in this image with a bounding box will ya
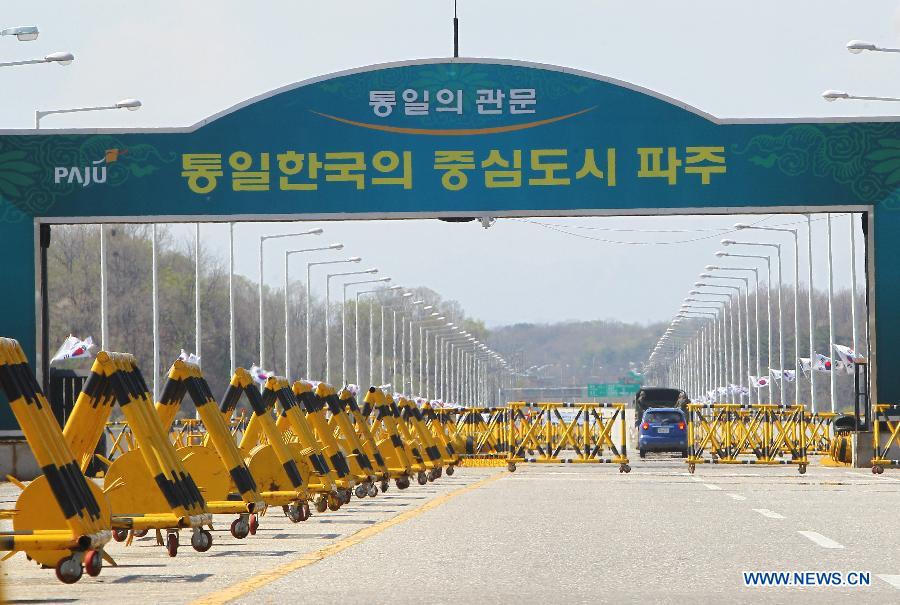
[342,489,352,504]
[83,549,102,577]
[230,517,250,539]
[55,555,83,584]
[327,497,341,512]
[507,462,516,473]
[446,465,455,476]
[112,528,128,543]
[249,514,259,535]
[354,484,368,499]
[367,484,378,498]
[435,467,443,478]
[166,533,178,558]
[874,465,885,475]
[688,463,696,474]
[315,497,329,513]
[623,464,631,473]
[191,529,213,552]
[426,470,436,482]
[380,478,389,492]
[396,477,410,490]
[798,465,807,475]
[301,501,311,521]
[417,472,428,485]
[284,504,302,523]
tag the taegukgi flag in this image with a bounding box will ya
[50,335,95,364]
[750,375,770,388]
[833,344,864,374]
[249,364,270,387]
[178,349,201,365]
[770,368,797,383]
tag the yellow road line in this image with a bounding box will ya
[191,471,506,605]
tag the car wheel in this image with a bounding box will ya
[681,449,688,458]
[639,449,646,459]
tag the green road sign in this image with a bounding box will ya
[588,383,641,398]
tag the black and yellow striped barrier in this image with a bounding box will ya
[0,337,110,583]
[686,403,809,474]
[155,359,265,540]
[871,404,900,474]
[221,369,315,521]
[63,351,213,557]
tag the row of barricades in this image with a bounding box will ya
[686,403,812,474]
[450,402,632,473]
[0,337,463,584]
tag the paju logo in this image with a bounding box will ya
[54,148,126,187]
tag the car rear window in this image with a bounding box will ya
[644,411,683,424]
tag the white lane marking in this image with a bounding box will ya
[727,493,746,501]
[752,508,785,519]
[877,575,900,589]
[703,483,722,491]
[798,531,844,549]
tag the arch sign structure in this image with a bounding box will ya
[0,58,897,431]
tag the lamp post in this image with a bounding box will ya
[734,223,801,405]
[0,25,39,41]
[685,298,729,400]
[401,301,427,393]
[722,240,784,405]
[1,51,72,70]
[822,90,900,102]
[826,214,836,412]
[694,284,743,402]
[258,228,323,370]
[380,286,413,384]
[283,243,343,380]
[36,97,140,128]
[306,257,361,379]
[345,279,392,385]
[707,264,760,404]
[426,323,456,399]
[326,268,378,385]
[700,273,751,403]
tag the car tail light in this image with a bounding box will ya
[678,422,685,430]
[641,422,649,430]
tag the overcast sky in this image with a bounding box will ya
[3,1,883,326]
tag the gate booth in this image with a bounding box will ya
[0,58,896,457]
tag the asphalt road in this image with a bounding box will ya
[4,459,900,604]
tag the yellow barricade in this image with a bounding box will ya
[0,337,111,583]
[506,402,631,473]
[871,404,900,474]
[686,403,808,474]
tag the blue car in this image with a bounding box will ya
[638,408,688,458]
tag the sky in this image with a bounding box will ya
[1,1,884,326]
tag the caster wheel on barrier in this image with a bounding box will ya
[417,471,428,486]
[427,470,436,482]
[55,555,83,584]
[798,465,807,475]
[300,501,311,521]
[396,476,410,490]
[381,478,389,493]
[191,529,213,553]
[875,465,885,475]
[507,462,517,473]
[622,464,631,474]
[688,463,696,474]
[435,467,443,479]
[355,484,368,499]
[112,528,128,543]
[83,549,102,577]
[230,517,249,539]
[327,494,342,512]
[166,532,179,558]
[249,513,258,536]
[315,497,328,513]
[368,484,378,497]
[446,465,455,476]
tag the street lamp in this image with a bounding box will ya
[0,51,73,70]
[379,289,411,386]
[326,268,378,384]
[307,257,361,379]
[846,39,900,54]
[733,223,802,405]
[36,97,139,128]
[722,239,786,405]
[0,26,39,41]
[258,228,323,368]
[344,278,391,385]
[283,242,343,380]
[822,90,900,102]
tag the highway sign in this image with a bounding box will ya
[587,383,641,398]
